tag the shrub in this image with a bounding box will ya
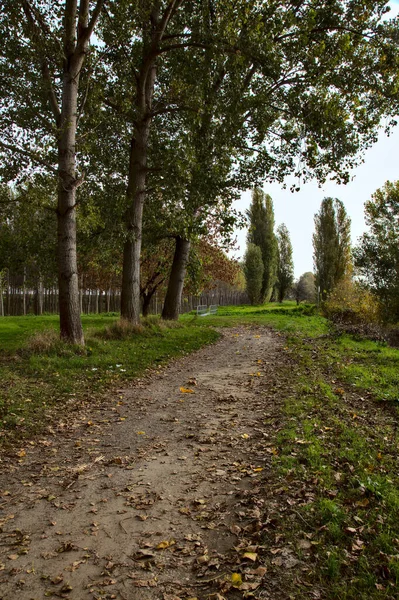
[99,316,182,340]
[24,329,88,356]
[323,277,380,325]
[25,329,59,353]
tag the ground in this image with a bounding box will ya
[0,326,292,600]
[1,319,399,600]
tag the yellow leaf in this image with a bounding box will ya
[179,387,194,394]
[243,552,258,561]
[137,431,146,435]
[231,572,242,587]
[17,449,26,458]
[356,498,369,507]
[156,539,175,550]
[241,433,250,439]
[253,467,263,472]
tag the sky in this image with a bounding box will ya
[233,0,399,278]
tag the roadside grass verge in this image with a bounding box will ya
[259,314,399,598]
[0,314,218,442]
[182,302,329,338]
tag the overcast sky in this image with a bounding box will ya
[233,0,399,278]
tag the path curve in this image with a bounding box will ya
[0,326,288,600]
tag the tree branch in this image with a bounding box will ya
[0,141,57,175]
[76,0,105,51]
[64,0,78,56]
[41,61,61,127]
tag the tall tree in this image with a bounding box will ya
[98,0,399,323]
[276,224,294,303]
[247,188,278,302]
[293,272,316,305]
[244,243,264,305]
[354,180,399,320]
[0,0,105,343]
[313,197,351,301]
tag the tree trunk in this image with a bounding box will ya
[34,275,44,315]
[162,237,191,321]
[106,289,111,312]
[0,277,3,317]
[120,103,154,324]
[22,267,27,315]
[51,1,103,342]
[120,3,179,323]
[142,287,157,317]
[57,49,85,343]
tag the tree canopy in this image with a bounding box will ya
[313,197,351,301]
[354,180,399,321]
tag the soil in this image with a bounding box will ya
[0,326,293,600]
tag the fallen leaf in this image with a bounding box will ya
[243,552,258,562]
[179,387,195,394]
[241,582,260,591]
[156,539,175,550]
[355,498,370,507]
[231,572,242,587]
[8,554,18,561]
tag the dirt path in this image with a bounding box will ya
[0,327,290,600]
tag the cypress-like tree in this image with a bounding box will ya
[313,198,351,301]
[244,243,264,305]
[276,224,294,303]
[247,188,278,302]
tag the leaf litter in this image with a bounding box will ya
[2,325,396,599]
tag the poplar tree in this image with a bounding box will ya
[354,181,399,320]
[0,0,105,343]
[313,198,351,300]
[247,188,278,303]
[244,244,264,305]
[276,224,294,303]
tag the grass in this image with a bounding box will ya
[265,312,399,599]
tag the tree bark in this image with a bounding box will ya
[120,76,156,324]
[162,236,191,321]
[142,287,157,317]
[0,276,3,317]
[55,1,104,343]
[120,1,182,323]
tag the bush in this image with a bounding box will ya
[99,316,182,340]
[323,278,380,325]
[24,329,88,356]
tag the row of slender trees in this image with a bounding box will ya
[243,180,399,322]
[1,1,399,343]
[243,188,294,304]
